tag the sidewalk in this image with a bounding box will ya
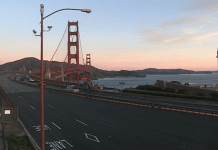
[0,99,4,150]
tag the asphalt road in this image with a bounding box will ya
[1,74,218,150]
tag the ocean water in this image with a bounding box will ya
[91,73,218,89]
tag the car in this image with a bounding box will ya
[15,74,18,76]
[20,78,25,81]
[29,78,35,82]
[64,85,79,92]
[14,76,16,80]
[38,82,47,86]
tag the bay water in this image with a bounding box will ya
[91,73,218,89]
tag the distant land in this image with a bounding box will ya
[0,57,145,79]
[136,68,212,75]
[0,57,212,79]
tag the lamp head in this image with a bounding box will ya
[81,9,92,13]
[47,26,52,30]
[40,4,44,15]
[33,30,37,35]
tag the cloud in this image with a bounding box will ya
[161,15,216,27]
[182,0,218,13]
[192,32,218,41]
[138,1,218,44]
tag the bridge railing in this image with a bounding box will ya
[0,86,18,122]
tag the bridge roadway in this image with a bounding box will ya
[1,74,218,149]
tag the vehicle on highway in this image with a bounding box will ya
[64,85,79,92]
[14,76,16,80]
[15,74,18,76]
[29,78,35,82]
[20,78,25,81]
[38,82,47,86]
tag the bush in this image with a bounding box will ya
[197,92,205,96]
[7,134,32,150]
[163,88,175,93]
[177,89,186,94]
[210,93,218,98]
[136,85,162,92]
[171,81,181,85]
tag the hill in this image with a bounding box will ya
[0,57,146,79]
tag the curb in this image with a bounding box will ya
[18,119,40,150]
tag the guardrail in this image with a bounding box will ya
[0,71,19,76]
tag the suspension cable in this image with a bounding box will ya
[49,24,68,63]
[79,31,85,65]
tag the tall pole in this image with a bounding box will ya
[40,5,45,150]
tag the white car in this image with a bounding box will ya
[16,74,18,76]
[64,85,79,92]
[29,78,35,82]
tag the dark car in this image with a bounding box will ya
[38,82,47,86]
[20,78,25,81]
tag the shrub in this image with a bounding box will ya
[197,92,205,96]
[136,85,162,92]
[171,81,181,85]
[7,134,32,150]
[177,89,186,94]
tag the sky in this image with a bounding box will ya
[0,0,218,71]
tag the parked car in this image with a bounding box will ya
[38,82,47,86]
[20,78,25,81]
[29,78,35,82]
[64,85,79,92]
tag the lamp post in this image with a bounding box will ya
[34,4,91,150]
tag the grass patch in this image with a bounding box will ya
[7,134,32,150]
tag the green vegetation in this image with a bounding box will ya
[7,134,32,150]
[171,81,181,85]
[123,89,217,101]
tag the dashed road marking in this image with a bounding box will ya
[76,119,88,126]
[47,104,54,108]
[19,96,22,99]
[30,105,35,109]
[52,122,61,129]
[32,95,36,98]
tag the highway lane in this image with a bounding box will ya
[16,73,218,110]
[14,74,218,111]
[1,74,218,149]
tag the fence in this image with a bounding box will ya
[0,85,18,122]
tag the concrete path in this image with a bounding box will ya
[0,123,4,150]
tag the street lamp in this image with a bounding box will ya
[33,4,91,150]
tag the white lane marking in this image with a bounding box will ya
[61,140,73,147]
[47,104,54,108]
[19,96,22,99]
[51,122,61,129]
[76,119,88,126]
[46,141,66,150]
[33,125,51,131]
[46,140,73,149]
[32,95,36,98]
[30,105,35,109]
[85,133,100,143]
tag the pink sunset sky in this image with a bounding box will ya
[1,0,218,71]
